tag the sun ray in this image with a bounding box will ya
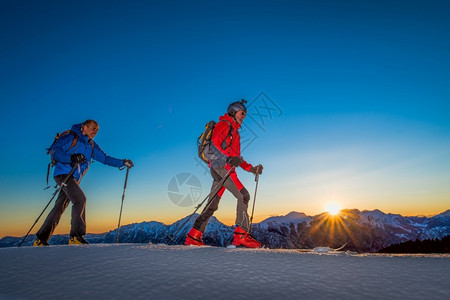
[308,209,360,249]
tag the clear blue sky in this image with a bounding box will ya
[1,0,449,237]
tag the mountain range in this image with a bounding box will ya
[2,209,449,252]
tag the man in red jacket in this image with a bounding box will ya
[186,100,263,247]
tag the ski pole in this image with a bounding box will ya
[169,167,235,244]
[18,163,79,247]
[249,173,259,233]
[116,167,130,243]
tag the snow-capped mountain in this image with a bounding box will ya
[1,209,449,252]
[252,209,450,252]
[258,211,312,229]
[358,209,450,241]
[106,215,234,246]
[251,211,313,249]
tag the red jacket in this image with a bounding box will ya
[210,113,252,171]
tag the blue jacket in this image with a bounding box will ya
[49,123,124,181]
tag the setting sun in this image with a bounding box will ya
[325,203,341,215]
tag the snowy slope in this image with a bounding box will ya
[0,244,449,300]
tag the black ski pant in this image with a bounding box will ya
[36,175,86,242]
[194,166,250,233]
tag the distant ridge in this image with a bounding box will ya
[379,235,450,253]
[2,209,449,252]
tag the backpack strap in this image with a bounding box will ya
[69,131,78,149]
[219,120,233,152]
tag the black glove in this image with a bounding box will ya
[123,159,134,168]
[226,156,243,167]
[70,153,86,166]
[250,164,263,175]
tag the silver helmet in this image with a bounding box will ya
[227,99,247,116]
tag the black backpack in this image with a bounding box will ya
[197,120,232,164]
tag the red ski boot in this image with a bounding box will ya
[185,227,205,246]
[232,226,261,248]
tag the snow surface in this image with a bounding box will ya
[0,244,449,300]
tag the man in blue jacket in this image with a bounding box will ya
[34,120,134,246]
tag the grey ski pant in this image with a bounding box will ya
[194,166,251,233]
[36,175,86,242]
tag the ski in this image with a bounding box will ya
[297,242,348,253]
